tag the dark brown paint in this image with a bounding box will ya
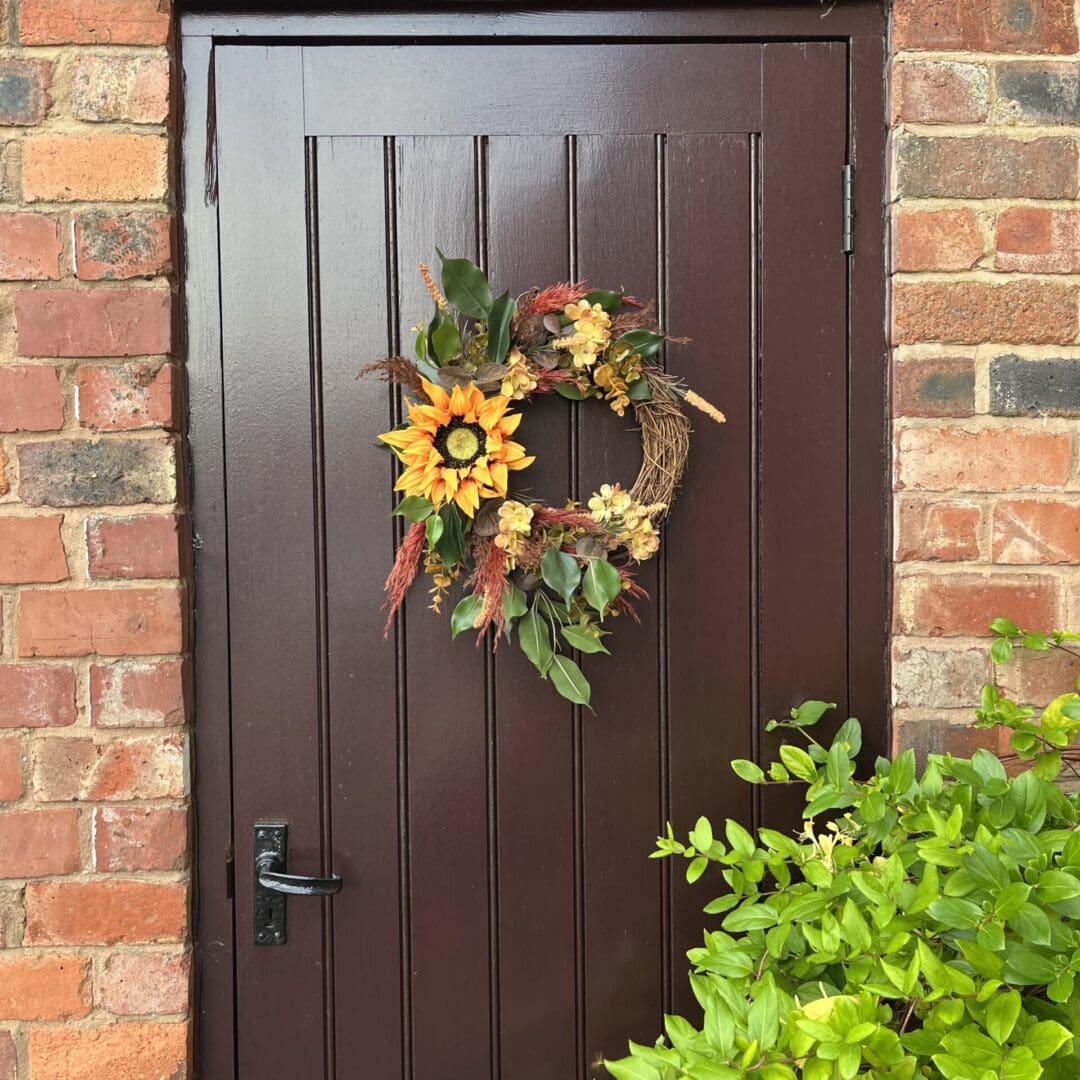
[182,9,887,1078]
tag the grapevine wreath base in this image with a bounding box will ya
[363,251,726,708]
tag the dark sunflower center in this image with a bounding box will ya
[436,418,485,468]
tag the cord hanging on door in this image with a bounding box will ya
[361,251,725,710]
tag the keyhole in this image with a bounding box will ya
[264,907,274,927]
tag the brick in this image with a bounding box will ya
[893,357,976,418]
[21,0,171,46]
[893,645,988,708]
[0,740,21,800]
[0,59,51,125]
[0,664,76,727]
[72,54,169,124]
[28,1022,188,1080]
[895,427,1072,492]
[17,438,177,507]
[990,356,1080,416]
[75,211,172,280]
[76,363,176,431]
[894,713,1010,767]
[16,288,171,358]
[0,365,63,431]
[98,951,189,1016]
[95,806,187,871]
[0,952,90,1020]
[22,134,167,202]
[0,809,79,877]
[992,499,1080,564]
[0,515,68,583]
[25,880,186,945]
[31,732,185,800]
[0,443,9,497]
[19,587,183,657]
[995,208,1080,273]
[88,514,180,579]
[894,61,989,124]
[895,209,984,273]
[895,135,1077,200]
[895,573,1061,636]
[893,0,1078,54]
[896,499,982,561]
[998,645,1080,707]
[91,660,185,727]
[0,213,60,279]
[994,62,1079,125]
[0,1031,13,1080]
[892,281,1078,346]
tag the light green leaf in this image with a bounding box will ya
[549,653,591,708]
[390,495,434,522]
[424,513,444,547]
[583,558,622,617]
[485,292,516,364]
[450,594,483,640]
[518,606,553,675]
[560,623,610,655]
[541,548,582,607]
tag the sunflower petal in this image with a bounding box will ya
[418,377,450,411]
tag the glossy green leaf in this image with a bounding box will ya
[436,249,493,319]
[424,513,444,547]
[583,288,624,313]
[435,503,468,566]
[518,606,553,676]
[430,314,461,365]
[560,623,610,655]
[583,558,622,617]
[540,548,582,607]
[450,594,483,640]
[390,495,434,522]
[615,328,664,358]
[549,653,591,708]
[485,291,516,364]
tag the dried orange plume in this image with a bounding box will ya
[530,368,577,396]
[468,536,510,645]
[532,506,601,533]
[519,281,589,315]
[382,520,426,636]
[418,263,450,313]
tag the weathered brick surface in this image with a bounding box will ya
[31,732,185,801]
[895,208,985,272]
[0,60,52,126]
[91,659,186,727]
[76,362,176,430]
[0,952,90,1019]
[23,134,167,201]
[893,645,988,708]
[72,54,169,124]
[0,1031,14,1080]
[0,665,76,728]
[25,879,187,945]
[0,365,64,431]
[27,1022,188,1080]
[95,805,188,870]
[895,499,982,562]
[75,211,172,279]
[992,500,1080,564]
[0,515,68,583]
[20,1,172,46]
[17,438,177,506]
[893,357,975,417]
[0,740,22,800]
[893,61,989,124]
[0,213,61,279]
[0,808,80,877]
[989,356,1080,417]
[16,287,171,357]
[97,951,189,1015]
[893,0,1078,54]
[993,62,1080,125]
[895,574,1062,637]
[87,513,180,578]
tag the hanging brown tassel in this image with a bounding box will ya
[382,520,426,636]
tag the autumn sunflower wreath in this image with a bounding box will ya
[363,251,725,708]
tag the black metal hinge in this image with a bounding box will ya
[842,164,855,254]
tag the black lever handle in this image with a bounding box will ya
[253,822,342,945]
[256,853,343,896]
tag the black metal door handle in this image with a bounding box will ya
[256,854,343,896]
[253,822,342,945]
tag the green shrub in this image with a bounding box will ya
[604,622,1080,1080]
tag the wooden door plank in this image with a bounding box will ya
[394,135,494,1078]
[664,132,755,1017]
[574,134,664,1062]
[759,42,850,825]
[316,136,404,1079]
[484,135,579,1080]
[303,45,761,136]
[213,44,326,1077]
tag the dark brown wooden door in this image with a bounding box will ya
[190,21,887,1079]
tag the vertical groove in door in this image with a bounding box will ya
[566,131,587,1080]
[475,132,503,1080]
[749,132,763,832]
[383,133,414,1080]
[304,135,336,1080]
[654,131,673,1017]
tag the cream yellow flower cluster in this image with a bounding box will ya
[500,347,538,400]
[552,300,612,369]
[587,483,666,562]
[494,499,534,567]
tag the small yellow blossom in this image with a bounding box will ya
[500,348,538,400]
[494,499,534,568]
[587,483,634,524]
[556,300,612,369]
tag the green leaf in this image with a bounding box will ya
[424,513,444,547]
[583,288,624,313]
[731,759,766,784]
[1036,869,1080,905]
[390,495,434,522]
[686,856,708,884]
[791,700,836,727]
[554,380,590,401]
[430,313,461,365]
[560,624,610,655]
[436,249,493,319]
[549,653,591,708]
[778,745,818,783]
[603,1059,662,1080]
[435,504,468,566]
[541,548,582,607]
[502,583,528,621]
[450,594,483,640]
[518,607,554,676]
[485,292,517,364]
[991,637,1014,664]
[986,991,1022,1045]
[991,617,1020,637]
[583,558,622,617]
[614,329,664,358]
[413,327,427,363]
[1024,1021,1072,1061]
[626,378,652,401]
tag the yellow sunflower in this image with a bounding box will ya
[379,377,534,517]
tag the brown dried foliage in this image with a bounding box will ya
[382,520,426,636]
[358,357,427,399]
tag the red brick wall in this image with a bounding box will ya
[892,0,1080,759]
[0,1,188,1077]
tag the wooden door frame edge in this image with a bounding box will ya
[178,9,888,1075]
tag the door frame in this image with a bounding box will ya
[179,6,887,1075]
